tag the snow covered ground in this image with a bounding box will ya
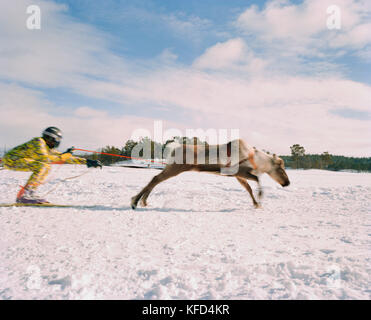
[0,166,370,300]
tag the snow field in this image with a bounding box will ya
[0,166,370,299]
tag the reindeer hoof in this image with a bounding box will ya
[140,199,147,207]
[131,197,138,210]
[254,203,262,209]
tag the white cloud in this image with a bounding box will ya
[0,83,186,151]
[73,107,108,119]
[193,38,247,69]
[105,67,371,156]
[192,38,267,73]
[163,13,211,38]
[331,23,371,48]
[4,69,370,156]
[158,48,178,63]
[235,0,371,59]
[0,0,126,88]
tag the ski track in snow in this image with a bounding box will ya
[0,166,370,300]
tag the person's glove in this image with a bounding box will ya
[63,147,75,154]
[86,159,103,169]
[61,146,75,161]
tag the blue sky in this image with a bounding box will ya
[51,0,371,82]
[51,0,252,63]
[0,0,370,156]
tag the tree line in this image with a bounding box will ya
[281,144,371,172]
[79,138,371,172]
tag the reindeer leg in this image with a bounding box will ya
[131,166,185,209]
[139,190,151,207]
[235,166,262,208]
[236,177,260,208]
[257,181,263,199]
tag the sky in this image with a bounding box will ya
[0,0,370,156]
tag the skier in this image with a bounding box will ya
[2,127,102,204]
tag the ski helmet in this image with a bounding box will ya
[42,127,62,148]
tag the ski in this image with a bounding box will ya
[0,203,72,208]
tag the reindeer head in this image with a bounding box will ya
[267,154,290,187]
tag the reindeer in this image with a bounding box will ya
[131,139,290,209]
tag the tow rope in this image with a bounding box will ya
[72,148,167,166]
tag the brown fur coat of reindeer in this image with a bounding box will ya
[131,139,290,209]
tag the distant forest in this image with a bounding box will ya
[80,137,371,172]
[280,154,371,172]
